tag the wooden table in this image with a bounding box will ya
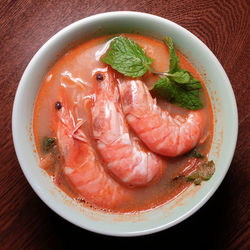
[1,0,249,248]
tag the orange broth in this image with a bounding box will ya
[33,34,213,213]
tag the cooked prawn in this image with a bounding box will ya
[51,84,132,209]
[118,79,205,157]
[91,69,166,187]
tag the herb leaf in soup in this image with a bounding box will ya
[153,77,175,101]
[199,160,216,180]
[154,77,203,110]
[102,36,153,77]
[42,136,56,153]
[163,36,180,73]
[153,37,204,110]
[190,148,206,159]
[168,70,203,87]
[187,160,215,185]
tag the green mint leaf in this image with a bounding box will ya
[101,36,153,77]
[163,37,180,73]
[177,87,203,110]
[152,37,204,110]
[169,71,191,83]
[154,78,203,110]
[172,70,202,90]
[168,70,202,87]
[164,37,202,86]
[180,81,203,91]
[153,78,176,101]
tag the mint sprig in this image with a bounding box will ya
[154,78,203,110]
[101,36,203,110]
[101,36,153,77]
[153,37,203,110]
[164,36,180,73]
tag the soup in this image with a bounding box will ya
[33,34,213,213]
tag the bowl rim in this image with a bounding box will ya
[12,11,238,237]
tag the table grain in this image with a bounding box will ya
[0,0,249,249]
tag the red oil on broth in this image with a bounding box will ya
[33,34,213,213]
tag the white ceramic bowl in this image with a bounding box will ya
[12,11,238,236]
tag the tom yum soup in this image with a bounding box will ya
[33,34,215,213]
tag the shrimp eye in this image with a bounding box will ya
[55,101,62,110]
[96,73,104,81]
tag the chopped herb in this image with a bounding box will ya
[190,148,206,159]
[187,160,215,185]
[194,178,202,185]
[42,136,56,153]
[102,36,153,77]
[187,171,200,181]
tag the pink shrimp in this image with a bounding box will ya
[91,69,166,187]
[51,84,132,210]
[118,79,206,157]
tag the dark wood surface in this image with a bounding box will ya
[1,0,249,249]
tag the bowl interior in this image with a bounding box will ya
[12,12,238,236]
